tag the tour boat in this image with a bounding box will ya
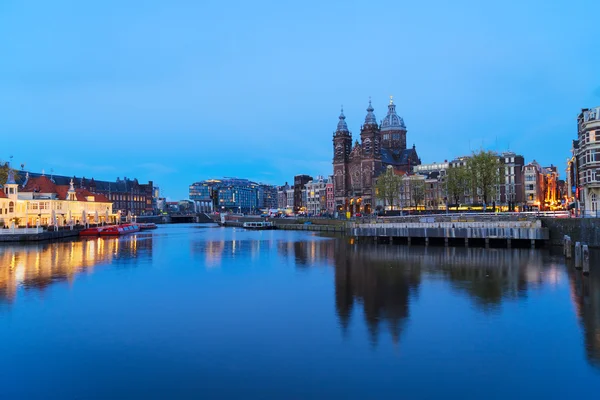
[79,226,106,236]
[138,222,158,230]
[99,223,140,236]
[242,221,275,230]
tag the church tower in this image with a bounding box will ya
[360,98,381,159]
[380,96,407,150]
[332,107,352,210]
[358,99,381,212]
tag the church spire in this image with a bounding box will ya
[334,105,350,137]
[364,97,377,125]
[336,106,349,133]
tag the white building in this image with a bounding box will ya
[305,176,329,216]
[576,106,600,216]
[1,171,113,228]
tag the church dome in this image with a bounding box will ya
[381,96,406,131]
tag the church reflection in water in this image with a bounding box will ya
[280,239,568,346]
[0,234,153,304]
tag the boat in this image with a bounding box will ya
[138,222,158,230]
[99,223,141,236]
[79,226,106,236]
[242,221,275,230]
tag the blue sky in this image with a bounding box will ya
[1,0,599,199]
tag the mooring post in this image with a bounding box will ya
[582,244,590,275]
[464,238,469,247]
[444,237,449,247]
[407,237,411,246]
[425,237,429,246]
[565,236,572,259]
[563,235,568,256]
[507,238,512,249]
[389,237,394,245]
[530,239,535,249]
[485,238,490,249]
[575,242,582,269]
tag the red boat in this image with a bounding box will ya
[79,226,106,236]
[99,223,140,236]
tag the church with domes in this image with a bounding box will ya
[332,97,421,215]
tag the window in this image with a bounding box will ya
[9,201,14,213]
[383,134,389,140]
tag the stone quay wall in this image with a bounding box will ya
[541,218,600,248]
[0,229,80,243]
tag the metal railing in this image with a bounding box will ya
[0,227,44,235]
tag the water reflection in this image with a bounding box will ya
[568,265,600,368]
[279,239,570,344]
[0,234,152,304]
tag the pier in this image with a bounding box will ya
[351,220,549,248]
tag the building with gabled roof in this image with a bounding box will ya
[1,170,113,228]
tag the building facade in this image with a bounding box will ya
[498,152,525,209]
[305,176,329,216]
[189,178,277,214]
[576,106,600,216]
[277,183,291,209]
[1,170,113,227]
[293,174,313,213]
[326,178,334,215]
[523,161,545,209]
[333,97,420,215]
[10,171,154,217]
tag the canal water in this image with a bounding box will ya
[0,224,599,399]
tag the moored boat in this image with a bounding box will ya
[99,223,140,236]
[138,222,157,230]
[242,221,275,230]
[79,226,106,236]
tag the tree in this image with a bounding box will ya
[0,162,13,186]
[446,166,469,210]
[375,166,401,210]
[409,177,425,209]
[467,150,501,208]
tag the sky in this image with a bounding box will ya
[1,0,599,200]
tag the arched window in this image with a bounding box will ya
[592,193,598,212]
[9,201,14,213]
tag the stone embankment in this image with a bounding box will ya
[541,218,600,249]
[0,229,80,243]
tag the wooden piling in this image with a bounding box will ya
[582,244,590,275]
[575,242,582,269]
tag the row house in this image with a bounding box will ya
[293,174,313,213]
[523,161,545,208]
[277,183,291,209]
[575,106,600,216]
[305,176,329,216]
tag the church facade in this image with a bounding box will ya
[332,97,420,214]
